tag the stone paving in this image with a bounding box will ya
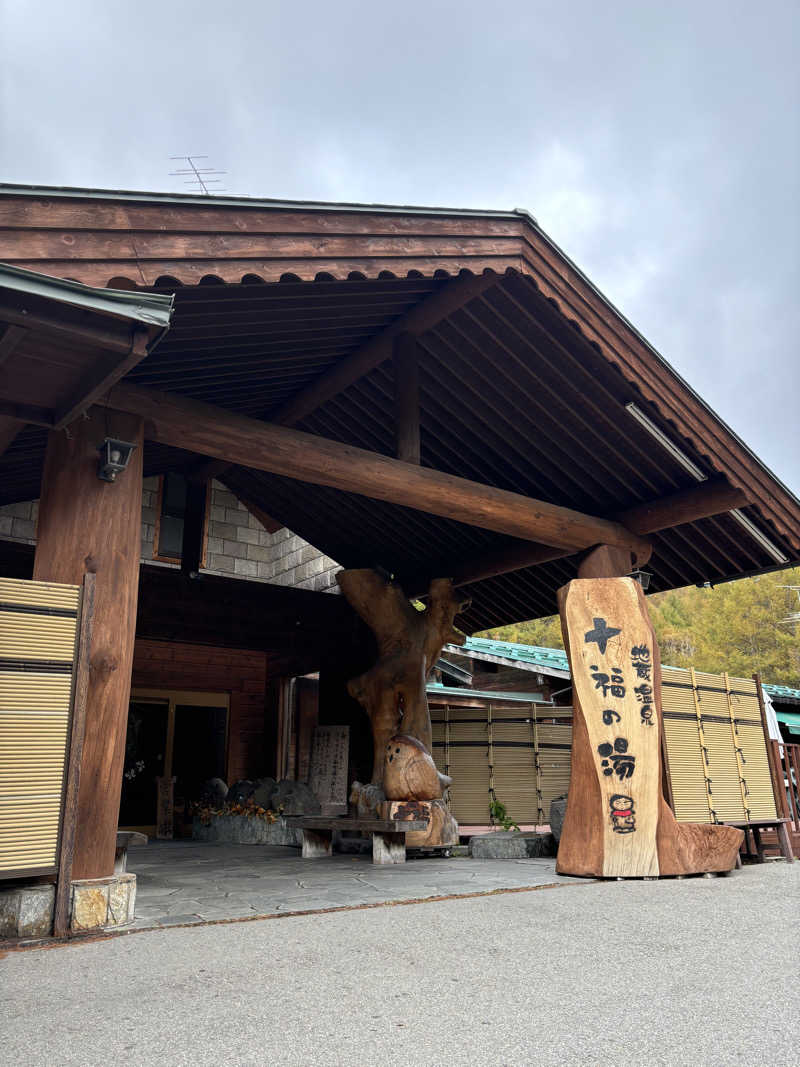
[129,840,583,928]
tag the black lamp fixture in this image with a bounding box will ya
[628,569,653,591]
[97,438,137,482]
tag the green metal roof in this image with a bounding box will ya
[0,262,174,329]
[455,637,570,676]
[427,682,545,703]
[774,710,800,734]
[766,684,800,707]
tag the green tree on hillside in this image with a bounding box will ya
[478,566,800,685]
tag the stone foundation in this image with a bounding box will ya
[469,831,557,860]
[192,814,300,847]
[71,873,136,932]
[0,883,55,939]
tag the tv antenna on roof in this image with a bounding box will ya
[169,155,227,195]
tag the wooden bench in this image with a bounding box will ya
[284,816,427,865]
[721,818,794,864]
[115,831,148,873]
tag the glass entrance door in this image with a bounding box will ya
[119,689,230,836]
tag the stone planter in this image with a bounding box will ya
[192,814,300,847]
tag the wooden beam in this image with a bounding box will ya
[577,544,633,578]
[97,382,651,559]
[421,477,749,591]
[614,479,748,535]
[0,323,26,366]
[0,415,25,457]
[34,409,144,881]
[271,270,502,426]
[393,332,420,464]
[0,400,53,427]
[53,327,150,430]
[0,298,136,354]
[221,479,284,534]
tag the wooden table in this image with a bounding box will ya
[284,816,427,865]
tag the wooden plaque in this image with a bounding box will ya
[561,578,661,877]
[308,726,349,816]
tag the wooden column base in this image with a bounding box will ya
[301,829,333,859]
[373,831,406,865]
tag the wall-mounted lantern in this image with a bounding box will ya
[628,569,653,591]
[97,438,137,483]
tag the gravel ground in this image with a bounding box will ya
[3,862,798,1067]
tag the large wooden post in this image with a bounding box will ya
[33,409,143,880]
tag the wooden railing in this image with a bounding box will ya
[772,740,800,830]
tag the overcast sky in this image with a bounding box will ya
[1,1,798,490]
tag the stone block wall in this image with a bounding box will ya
[0,478,341,595]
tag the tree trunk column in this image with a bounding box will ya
[34,409,143,880]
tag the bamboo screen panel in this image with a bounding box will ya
[430,702,572,825]
[661,667,776,825]
[0,577,81,876]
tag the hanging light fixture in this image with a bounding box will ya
[97,438,137,482]
[628,569,653,590]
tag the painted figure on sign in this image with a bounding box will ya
[609,794,636,834]
[590,666,625,699]
[602,709,621,725]
[640,705,655,727]
[598,738,636,780]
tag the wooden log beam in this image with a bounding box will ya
[271,270,502,426]
[53,327,151,430]
[0,400,53,427]
[411,477,748,592]
[393,332,420,464]
[96,382,652,559]
[614,479,748,535]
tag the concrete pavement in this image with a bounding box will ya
[4,862,799,1067]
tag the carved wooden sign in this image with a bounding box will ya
[557,577,744,878]
[562,579,661,876]
[308,726,349,816]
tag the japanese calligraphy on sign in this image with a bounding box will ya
[308,725,350,816]
[560,578,661,877]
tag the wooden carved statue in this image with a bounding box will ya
[337,568,467,845]
[557,576,744,878]
[384,734,451,800]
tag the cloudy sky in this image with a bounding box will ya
[1,1,798,490]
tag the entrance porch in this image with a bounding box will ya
[128,839,581,930]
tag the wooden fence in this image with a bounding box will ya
[762,741,800,858]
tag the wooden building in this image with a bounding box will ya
[1,183,799,920]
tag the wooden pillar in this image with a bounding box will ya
[393,333,420,465]
[33,409,144,880]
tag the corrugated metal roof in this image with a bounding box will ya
[454,637,570,675]
[426,683,546,703]
[766,684,800,705]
